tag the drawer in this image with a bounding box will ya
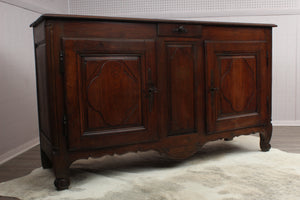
[158,23,202,37]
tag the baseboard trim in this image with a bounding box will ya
[0,137,40,165]
[272,121,300,126]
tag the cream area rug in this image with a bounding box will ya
[1,136,300,200]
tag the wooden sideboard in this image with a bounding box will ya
[31,14,276,190]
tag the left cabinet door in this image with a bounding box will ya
[62,38,158,150]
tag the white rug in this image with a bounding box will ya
[1,136,300,200]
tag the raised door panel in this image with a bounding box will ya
[63,38,158,150]
[168,44,195,135]
[83,56,142,131]
[205,41,269,133]
[158,38,203,136]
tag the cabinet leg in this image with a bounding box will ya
[52,153,71,190]
[54,177,70,190]
[259,123,272,152]
[53,166,70,190]
[40,149,52,169]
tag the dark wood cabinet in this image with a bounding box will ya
[31,14,276,190]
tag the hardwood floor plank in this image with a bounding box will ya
[0,146,41,183]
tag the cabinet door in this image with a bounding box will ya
[62,39,158,150]
[205,41,269,133]
[158,38,203,136]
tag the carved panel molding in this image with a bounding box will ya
[81,55,142,131]
[218,55,257,118]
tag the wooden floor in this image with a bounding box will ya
[0,126,299,199]
[269,126,300,153]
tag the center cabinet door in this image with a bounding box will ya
[157,38,203,137]
[63,39,158,150]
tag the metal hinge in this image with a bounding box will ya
[59,51,65,74]
[62,114,68,137]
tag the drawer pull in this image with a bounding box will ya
[173,25,187,33]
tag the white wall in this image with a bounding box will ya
[69,0,297,17]
[0,0,68,13]
[0,0,68,164]
[69,0,300,126]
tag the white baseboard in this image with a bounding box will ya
[272,121,300,126]
[0,137,40,165]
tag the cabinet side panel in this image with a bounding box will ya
[35,43,52,142]
[265,28,273,123]
[33,22,52,144]
[33,21,45,44]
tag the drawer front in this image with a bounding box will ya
[158,23,202,37]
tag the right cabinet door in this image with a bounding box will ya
[205,41,269,133]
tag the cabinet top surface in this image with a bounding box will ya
[30,14,277,28]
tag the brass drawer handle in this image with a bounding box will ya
[173,25,187,33]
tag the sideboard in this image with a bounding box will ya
[31,14,276,190]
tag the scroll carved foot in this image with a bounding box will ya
[54,178,70,190]
[259,123,272,152]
